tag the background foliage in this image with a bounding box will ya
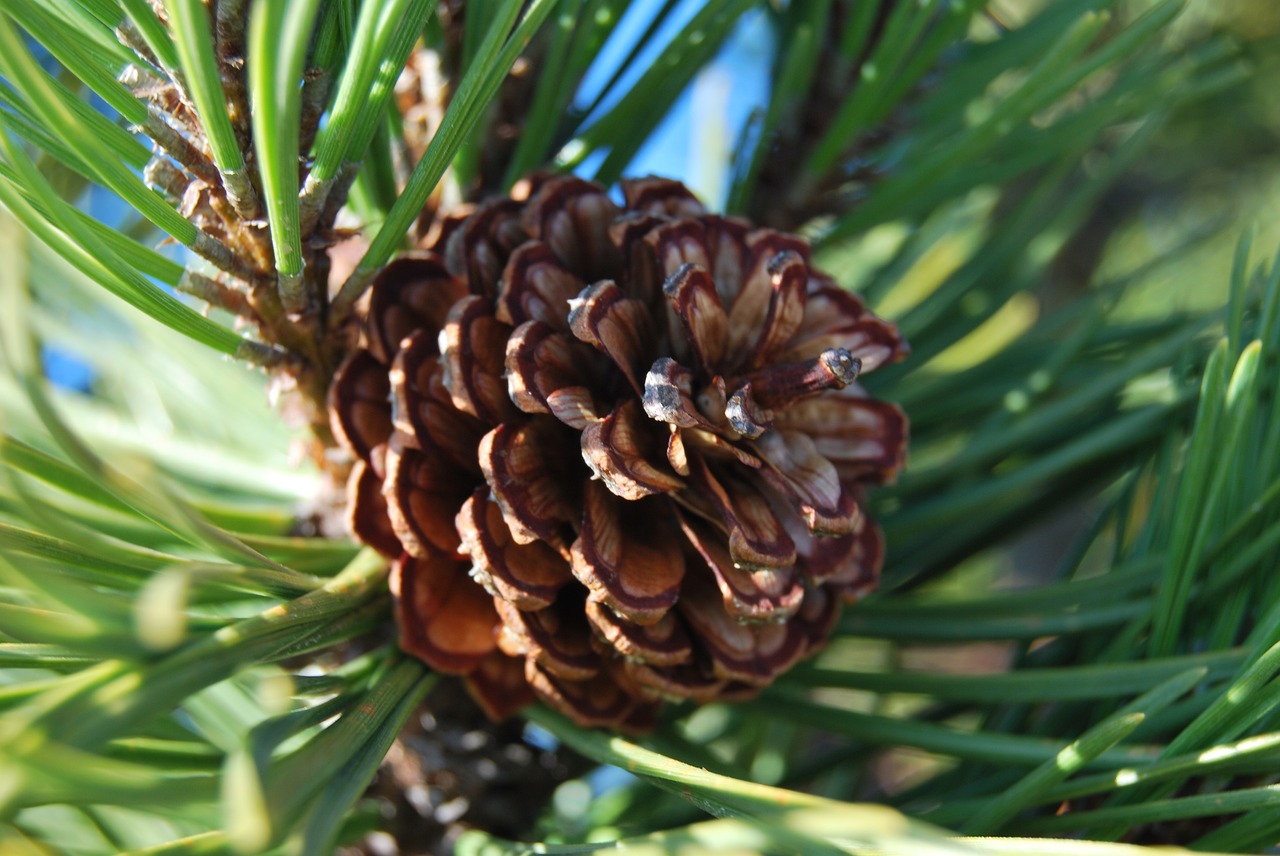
[3,0,1280,853]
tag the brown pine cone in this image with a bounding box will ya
[328,175,908,729]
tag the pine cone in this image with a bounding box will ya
[328,175,908,729]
